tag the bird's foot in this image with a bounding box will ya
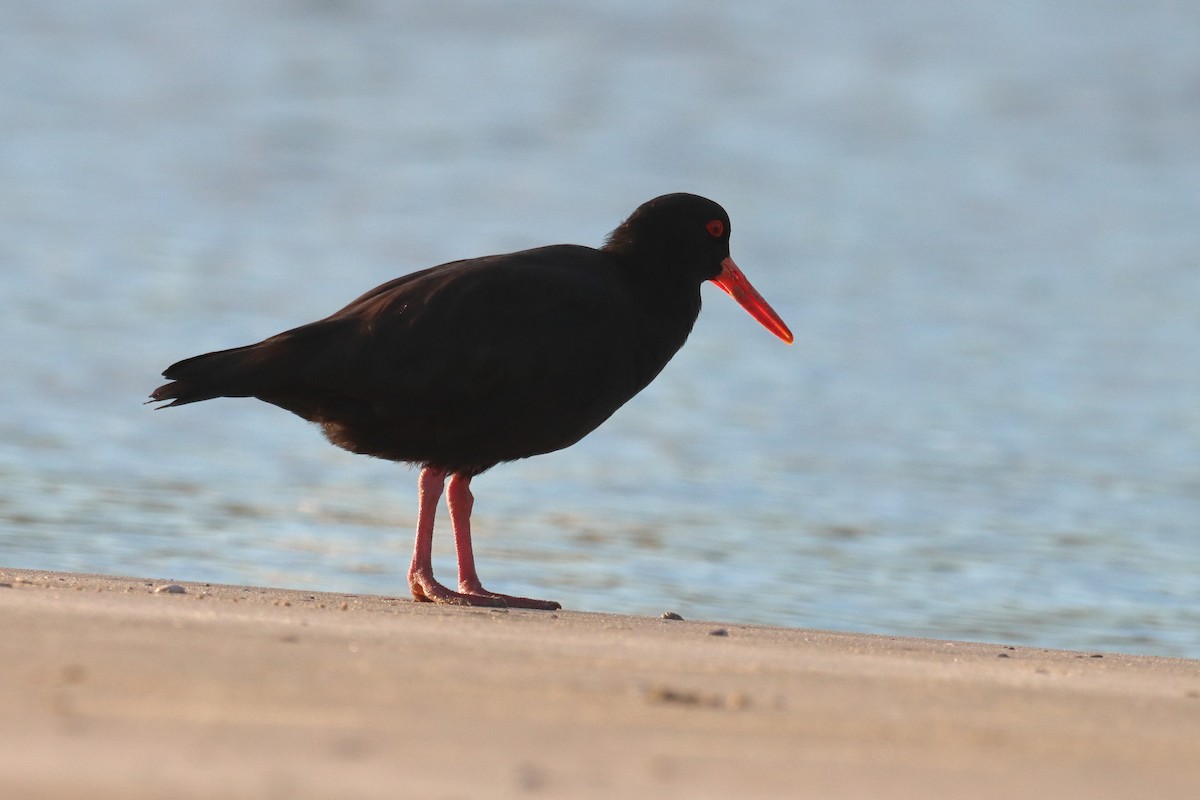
[458,580,562,611]
[409,575,507,607]
[410,578,560,610]
[408,568,560,610]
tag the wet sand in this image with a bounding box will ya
[2,567,1197,799]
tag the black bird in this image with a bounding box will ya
[151,193,792,610]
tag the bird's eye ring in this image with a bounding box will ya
[706,219,725,238]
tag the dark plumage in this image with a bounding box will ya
[151,193,791,609]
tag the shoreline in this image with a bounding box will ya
[3,567,1198,799]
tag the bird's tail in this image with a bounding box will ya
[148,344,262,408]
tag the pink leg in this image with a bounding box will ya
[407,466,504,607]
[446,473,561,610]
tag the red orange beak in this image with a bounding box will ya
[710,257,794,344]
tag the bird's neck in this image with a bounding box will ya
[608,253,702,382]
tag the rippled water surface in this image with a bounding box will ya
[3,1,1198,657]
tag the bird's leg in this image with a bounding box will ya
[443,472,482,591]
[446,472,562,611]
[407,466,503,607]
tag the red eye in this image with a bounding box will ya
[706,219,725,238]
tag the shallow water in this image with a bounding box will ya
[2,1,1198,657]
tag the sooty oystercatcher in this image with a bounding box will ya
[150,193,792,610]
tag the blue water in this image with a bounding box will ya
[2,0,1198,657]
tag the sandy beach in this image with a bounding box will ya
[1,567,1197,799]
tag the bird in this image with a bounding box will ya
[150,193,792,610]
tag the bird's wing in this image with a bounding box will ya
[314,246,642,417]
[152,247,623,422]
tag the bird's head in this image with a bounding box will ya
[604,193,793,344]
